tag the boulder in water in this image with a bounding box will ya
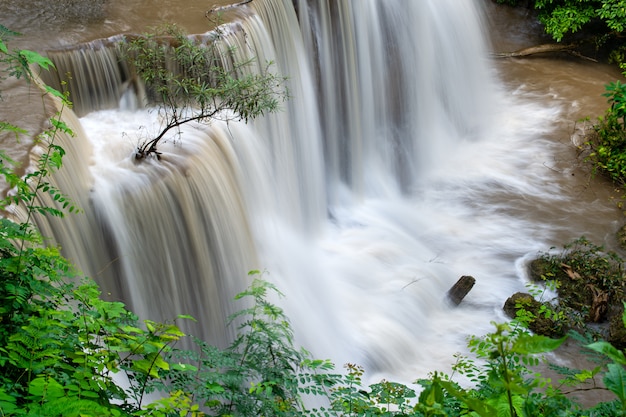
[447,275,476,306]
[503,292,566,338]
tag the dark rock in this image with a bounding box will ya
[447,275,476,306]
[503,292,565,338]
[528,258,551,282]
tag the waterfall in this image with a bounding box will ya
[25,0,569,381]
[293,0,494,198]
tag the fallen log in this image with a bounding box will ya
[492,43,597,62]
[447,275,476,306]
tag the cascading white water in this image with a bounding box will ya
[26,0,616,384]
[293,0,495,198]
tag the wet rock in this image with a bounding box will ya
[503,292,565,338]
[528,258,551,282]
[447,275,476,306]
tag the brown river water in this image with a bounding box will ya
[1,0,625,405]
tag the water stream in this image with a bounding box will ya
[1,0,625,385]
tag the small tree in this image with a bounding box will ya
[121,24,288,160]
[495,0,626,65]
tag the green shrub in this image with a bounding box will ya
[586,81,626,186]
[532,237,624,326]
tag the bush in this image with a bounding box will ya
[585,81,626,186]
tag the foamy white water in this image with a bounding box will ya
[77,87,571,385]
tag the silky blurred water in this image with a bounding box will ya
[2,0,625,387]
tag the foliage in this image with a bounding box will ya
[532,0,599,43]
[587,304,626,415]
[150,274,342,417]
[604,81,626,128]
[531,237,624,328]
[121,23,288,160]
[445,322,570,417]
[585,81,626,186]
[494,0,626,43]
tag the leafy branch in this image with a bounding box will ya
[121,24,288,160]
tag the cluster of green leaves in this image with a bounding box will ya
[585,315,626,415]
[529,236,624,335]
[538,237,624,301]
[121,24,288,159]
[449,322,571,417]
[533,0,599,43]
[149,275,340,417]
[494,0,626,44]
[585,80,626,186]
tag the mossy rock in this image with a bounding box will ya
[521,238,626,341]
[503,292,566,338]
[527,257,614,322]
[527,258,591,310]
[528,258,551,282]
[556,276,595,317]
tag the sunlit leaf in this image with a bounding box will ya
[605,363,626,403]
[512,334,566,355]
[18,49,54,70]
[588,341,626,365]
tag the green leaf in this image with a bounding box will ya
[206,382,225,394]
[0,388,17,413]
[28,376,66,400]
[418,379,444,407]
[19,49,54,70]
[604,363,626,403]
[511,334,566,354]
[437,378,497,416]
[574,366,602,382]
[50,118,73,135]
[171,362,198,372]
[44,85,65,99]
[133,357,161,378]
[588,341,626,365]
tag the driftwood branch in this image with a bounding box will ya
[492,43,597,62]
[207,0,252,15]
